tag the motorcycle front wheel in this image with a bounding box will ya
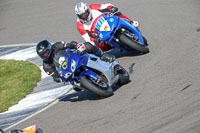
[80,76,113,97]
[119,34,149,53]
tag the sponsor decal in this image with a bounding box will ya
[109,18,114,22]
[99,33,103,38]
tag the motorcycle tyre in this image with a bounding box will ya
[80,76,113,97]
[119,34,149,53]
[143,36,148,46]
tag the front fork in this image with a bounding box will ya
[113,28,139,43]
[121,28,139,41]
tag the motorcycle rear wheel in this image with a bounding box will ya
[119,34,149,53]
[80,76,113,97]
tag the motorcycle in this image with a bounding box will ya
[53,48,129,97]
[95,12,149,53]
[0,125,43,133]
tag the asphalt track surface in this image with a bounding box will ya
[1,0,200,132]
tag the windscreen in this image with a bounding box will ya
[53,50,68,69]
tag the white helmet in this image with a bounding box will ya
[75,2,92,23]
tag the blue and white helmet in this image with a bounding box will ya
[75,2,92,23]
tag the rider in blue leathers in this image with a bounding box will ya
[36,40,115,83]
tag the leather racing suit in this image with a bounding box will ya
[43,41,114,82]
[76,3,133,51]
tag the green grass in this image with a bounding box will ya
[0,59,41,113]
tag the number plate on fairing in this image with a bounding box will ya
[96,17,111,32]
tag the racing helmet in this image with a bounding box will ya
[36,40,52,61]
[75,2,92,23]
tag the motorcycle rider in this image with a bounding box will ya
[75,2,140,51]
[36,40,115,83]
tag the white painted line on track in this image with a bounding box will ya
[7,85,72,112]
[0,44,75,130]
[0,46,37,61]
[4,89,76,132]
[0,43,36,48]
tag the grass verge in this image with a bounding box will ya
[0,59,41,113]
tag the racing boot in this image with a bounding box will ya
[101,54,116,63]
[95,48,115,63]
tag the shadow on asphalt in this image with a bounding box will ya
[59,91,103,102]
[196,28,200,32]
[128,63,136,75]
[59,83,131,102]
[106,48,148,59]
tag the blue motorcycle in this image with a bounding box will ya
[95,13,149,53]
[53,48,129,97]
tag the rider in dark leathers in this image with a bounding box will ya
[36,40,115,83]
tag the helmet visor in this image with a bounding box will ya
[80,10,89,20]
[43,50,50,58]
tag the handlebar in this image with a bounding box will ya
[104,11,120,17]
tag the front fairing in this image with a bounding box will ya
[85,54,119,86]
[77,54,98,81]
[95,14,144,47]
[76,53,89,68]
[117,19,144,44]
[53,49,81,81]
[95,15,118,42]
[53,49,99,83]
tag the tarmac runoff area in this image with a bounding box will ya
[0,44,74,129]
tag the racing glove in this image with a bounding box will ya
[76,43,87,53]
